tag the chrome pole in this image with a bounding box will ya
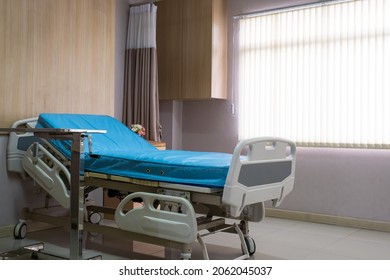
[69,132,84,260]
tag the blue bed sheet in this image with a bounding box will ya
[36,113,232,188]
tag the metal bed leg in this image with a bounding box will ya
[233,223,250,260]
[196,233,210,260]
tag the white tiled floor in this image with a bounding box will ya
[1,217,390,260]
[197,217,390,260]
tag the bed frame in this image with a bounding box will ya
[5,116,296,260]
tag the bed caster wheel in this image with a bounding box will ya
[88,212,102,224]
[180,252,191,260]
[13,222,27,239]
[242,236,256,256]
[31,251,39,260]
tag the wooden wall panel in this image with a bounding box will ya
[0,0,115,127]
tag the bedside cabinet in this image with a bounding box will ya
[148,141,166,150]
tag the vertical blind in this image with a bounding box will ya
[237,0,390,148]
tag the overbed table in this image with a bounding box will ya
[0,127,106,260]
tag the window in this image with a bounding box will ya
[235,0,390,148]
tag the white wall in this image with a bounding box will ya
[0,137,53,226]
[160,0,390,223]
[287,147,390,221]
[160,101,183,150]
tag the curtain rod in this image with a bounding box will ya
[129,0,161,7]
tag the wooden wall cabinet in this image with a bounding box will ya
[156,0,227,100]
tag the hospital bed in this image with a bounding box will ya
[6,113,296,260]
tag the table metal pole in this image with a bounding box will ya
[69,132,84,260]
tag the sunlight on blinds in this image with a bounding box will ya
[237,0,390,148]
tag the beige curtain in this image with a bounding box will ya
[123,4,161,141]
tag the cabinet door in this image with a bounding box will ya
[210,0,228,99]
[156,0,227,100]
[182,0,213,99]
[156,0,183,100]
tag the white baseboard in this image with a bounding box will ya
[265,208,390,232]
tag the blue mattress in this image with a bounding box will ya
[36,113,232,188]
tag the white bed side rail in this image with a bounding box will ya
[22,142,71,208]
[222,137,296,217]
[6,117,39,178]
[115,192,198,244]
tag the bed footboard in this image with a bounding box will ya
[222,137,296,217]
[115,192,198,244]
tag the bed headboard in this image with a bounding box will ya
[6,117,42,178]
